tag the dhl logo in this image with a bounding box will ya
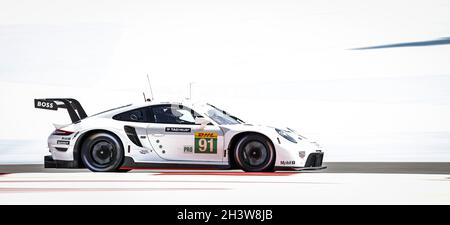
[195,132,218,138]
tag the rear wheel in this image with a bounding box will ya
[81,133,124,172]
[234,134,275,172]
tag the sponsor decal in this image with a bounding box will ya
[184,145,193,153]
[56,140,70,145]
[34,99,57,110]
[280,160,296,165]
[165,127,191,133]
[194,132,218,154]
[61,137,71,141]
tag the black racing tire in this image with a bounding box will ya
[81,132,125,172]
[233,134,275,172]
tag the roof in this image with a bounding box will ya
[90,99,208,119]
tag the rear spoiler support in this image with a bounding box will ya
[34,98,88,123]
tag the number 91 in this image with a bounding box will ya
[198,138,213,152]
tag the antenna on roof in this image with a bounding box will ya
[188,82,194,100]
[143,92,150,102]
[146,73,154,101]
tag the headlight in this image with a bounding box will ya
[286,127,306,140]
[275,128,297,143]
[310,141,322,149]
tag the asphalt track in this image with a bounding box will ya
[0,163,449,204]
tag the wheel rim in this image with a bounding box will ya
[242,141,269,167]
[91,141,115,166]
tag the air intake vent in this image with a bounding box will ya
[124,126,143,147]
[304,152,324,167]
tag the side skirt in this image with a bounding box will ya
[120,157,232,170]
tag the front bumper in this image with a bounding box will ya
[275,152,326,171]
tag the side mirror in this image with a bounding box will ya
[195,117,211,129]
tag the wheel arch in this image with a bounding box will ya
[227,131,276,169]
[73,129,125,168]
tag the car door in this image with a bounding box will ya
[111,106,157,162]
[146,104,223,162]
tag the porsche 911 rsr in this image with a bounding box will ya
[35,98,325,172]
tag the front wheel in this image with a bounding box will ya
[234,134,275,172]
[81,133,124,172]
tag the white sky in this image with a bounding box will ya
[0,0,450,161]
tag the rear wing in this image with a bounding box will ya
[34,98,88,123]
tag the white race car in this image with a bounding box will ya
[35,98,325,172]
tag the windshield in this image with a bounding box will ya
[197,104,242,125]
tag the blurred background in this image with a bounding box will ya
[1,0,450,163]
